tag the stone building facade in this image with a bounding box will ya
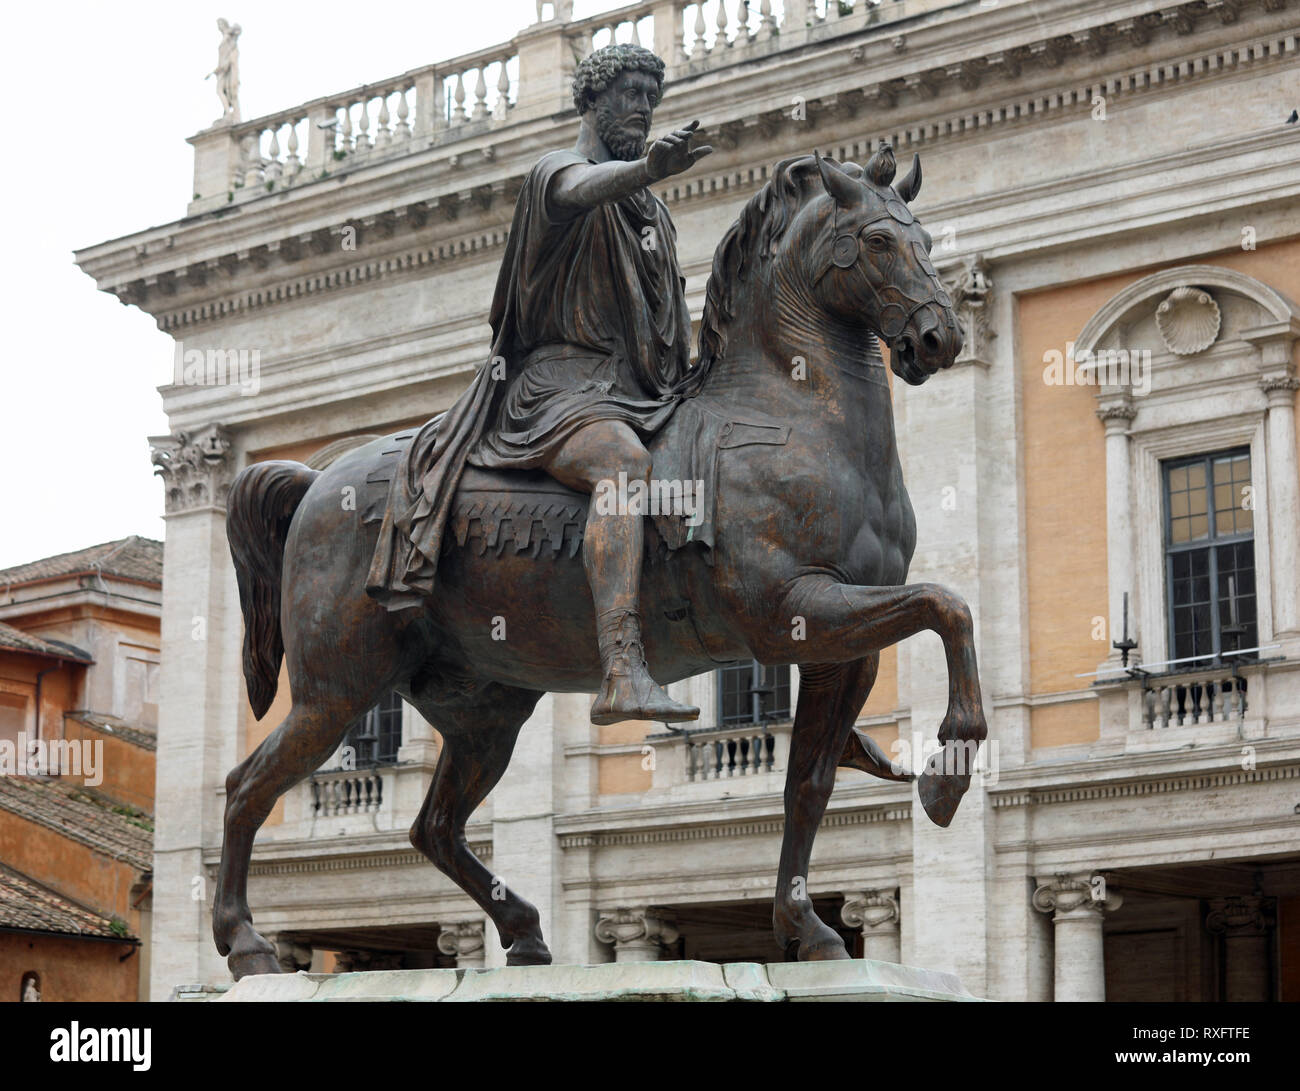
[75,0,1300,1001]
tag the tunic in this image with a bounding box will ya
[366,148,694,607]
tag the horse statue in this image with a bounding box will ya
[215,147,987,979]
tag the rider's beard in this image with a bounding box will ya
[595,102,648,162]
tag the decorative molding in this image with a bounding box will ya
[1032,872,1124,917]
[1205,894,1274,936]
[941,254,995,368]
[990,762,1300,809]
[436,919,486,966]
[840,889,901,933]
[594,907,679,961]
[1154,285,1222,354]
[148,423,235,514]
[247,842,490,877]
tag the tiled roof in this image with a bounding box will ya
[0,620,93,663]
[0,777,152,872]
[0,863,134,940]
[0,535,163,589]
[66,712,157,752]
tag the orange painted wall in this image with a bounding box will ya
[597,720,652,795]
[0,933,138,1003]
[0,812,145,937]
[1019,239,1300,748]
[61,719,155,812]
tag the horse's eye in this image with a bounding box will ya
[866,234,891,252]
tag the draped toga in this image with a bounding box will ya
[365,148,695,608]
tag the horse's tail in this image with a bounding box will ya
[226,460,320,719]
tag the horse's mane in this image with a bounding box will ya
[695,154,822,374]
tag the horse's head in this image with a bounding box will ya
[803,146,961,384]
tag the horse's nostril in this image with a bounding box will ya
[921,329,942,355]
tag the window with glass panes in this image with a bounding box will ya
[718,661,791,724]
[1163,448,1257,666]
[345,690,404,765]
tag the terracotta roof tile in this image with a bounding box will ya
[65,712,157,752]
[0,777,152,871]
[0,536,163,589]
[0,620,93,663]
[0,863,134,940]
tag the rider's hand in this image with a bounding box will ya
[645,120,713,182]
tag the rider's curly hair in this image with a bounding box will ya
[571,44,665,115]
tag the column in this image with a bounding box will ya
[1207,896,1274,1002]
[1032,872,1123,1002]
[841,890,901,963]
[594,907,679,963]
[148,423,242,996]
[1096,401,1138,667]
[1243,322,1300,636]
[1260,375,1300,636]
[437,920,487,969]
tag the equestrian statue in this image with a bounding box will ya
[216,43,987,979]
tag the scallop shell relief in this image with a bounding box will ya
[1155,286,1221,355]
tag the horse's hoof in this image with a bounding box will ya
[505,936,553,966]
[226,925,281,980]
[919,767,971,828]
[786,921,850,962]
[228,948,281,980]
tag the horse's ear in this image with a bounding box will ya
[896,154,922,203]
[864,144,897,187]
[816,150,862,208]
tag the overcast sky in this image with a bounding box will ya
[0,0,645,569]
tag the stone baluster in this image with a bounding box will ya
[1032,872,1124,1002]
[691,2,708,57]
[437,920,487,968]
[471,68,489,121]
[355,98,372,153]
[264,127,282,182]
[284,119,301,178]
[841,889,901,962]
[1206,896,1274,1002]
[338,106,353,155]
[715,0,730,47]
[375,95,392,150]
[451,72,467,124]
[493,63,512,121]
[757,0,777,39]
[393,87,412,142]
[594,908,679,962]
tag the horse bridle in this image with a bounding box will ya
[815,197,954,343]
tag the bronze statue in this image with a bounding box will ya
[368,45,709,726]
[215,44,986,979]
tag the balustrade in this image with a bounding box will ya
[1142,667,1249,729]
[310,767,385,816]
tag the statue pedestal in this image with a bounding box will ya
[196,959,981,1002]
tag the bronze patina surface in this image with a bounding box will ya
[215,44,986,980]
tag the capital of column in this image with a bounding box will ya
[1206,895,1274,937]
[149,422,236,515]
[594,907,679,963]
[1259,372,1300,408]
[1095,401,1138,434]
[940,254,995,369]
[436,920,486,967]
[1032,872,1123,919]
[272,934,312,973]
[840,889,901,935]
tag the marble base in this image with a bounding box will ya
[201,959,981,1002]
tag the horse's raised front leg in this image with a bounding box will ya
[780,577,986,827]
[408,684,552,966]
[775,656,882,961]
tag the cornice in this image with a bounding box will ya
[76,0,1297,330]
[989,757,1300,809]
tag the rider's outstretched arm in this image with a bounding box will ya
[548,121,712,220]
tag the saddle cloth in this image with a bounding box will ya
[359,399,789,562]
